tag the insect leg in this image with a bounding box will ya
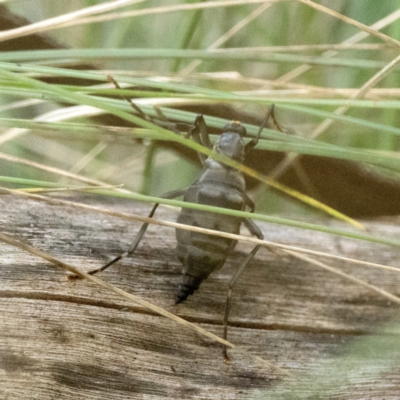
[244,194,256,213]
[68,188,187,280]
[222,218,264,361]
[245,104,275,154]
[195,114,212,149]
[108,75,191,135]
[186,114,211,165]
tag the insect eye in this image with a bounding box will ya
[237,125,247,137]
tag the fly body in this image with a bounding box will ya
[175,123,249,303]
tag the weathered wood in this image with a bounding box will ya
[1,195,400,399]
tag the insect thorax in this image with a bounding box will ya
[213,132,245,162]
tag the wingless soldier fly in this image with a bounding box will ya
[70,78,281,359]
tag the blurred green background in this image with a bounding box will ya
[0,0,399,215]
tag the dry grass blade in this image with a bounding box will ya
[3,187,400,307]
[0,231,231,343]
[297,0,400,48]
[199,73,400,98]
[64,141,109,177]
[276,7,400,83]
[4,184,123,194]
[0,151,132,193]
[269,51,400,180]
[0,104,104,146]
[0,0,145,42]
[228,43,389,52]
[55,0,280,30]
[309,53,400,139]
[286,251,400,305]
[0,99,44,113]
[180,2,274,74]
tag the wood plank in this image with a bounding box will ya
[1,195,400,399]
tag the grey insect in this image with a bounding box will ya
[71,90,277,358]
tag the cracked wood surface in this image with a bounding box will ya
[1,195,400,399]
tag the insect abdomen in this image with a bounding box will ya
[175,177,245,303]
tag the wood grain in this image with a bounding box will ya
[1,195,400,399]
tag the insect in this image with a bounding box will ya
[70,81,279,359]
